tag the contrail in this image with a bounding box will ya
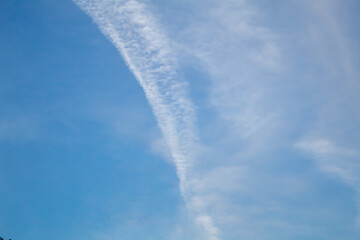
[73,0,219,239]
[74,0,194,186]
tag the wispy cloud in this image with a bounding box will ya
[295,0,360,224]
[171,0,360,237]
[73,0,360,238]
[175,0,282,142]
[295,137,360,224]
[304,0,359,85]
[295,138,358,183]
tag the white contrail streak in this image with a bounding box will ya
[73,0,219,239]
[74,0,194,185]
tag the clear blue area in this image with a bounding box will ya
[0,1,181,239]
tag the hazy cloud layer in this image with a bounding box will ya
[74,0,360,239]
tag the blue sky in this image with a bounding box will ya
[1,0,360,240]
